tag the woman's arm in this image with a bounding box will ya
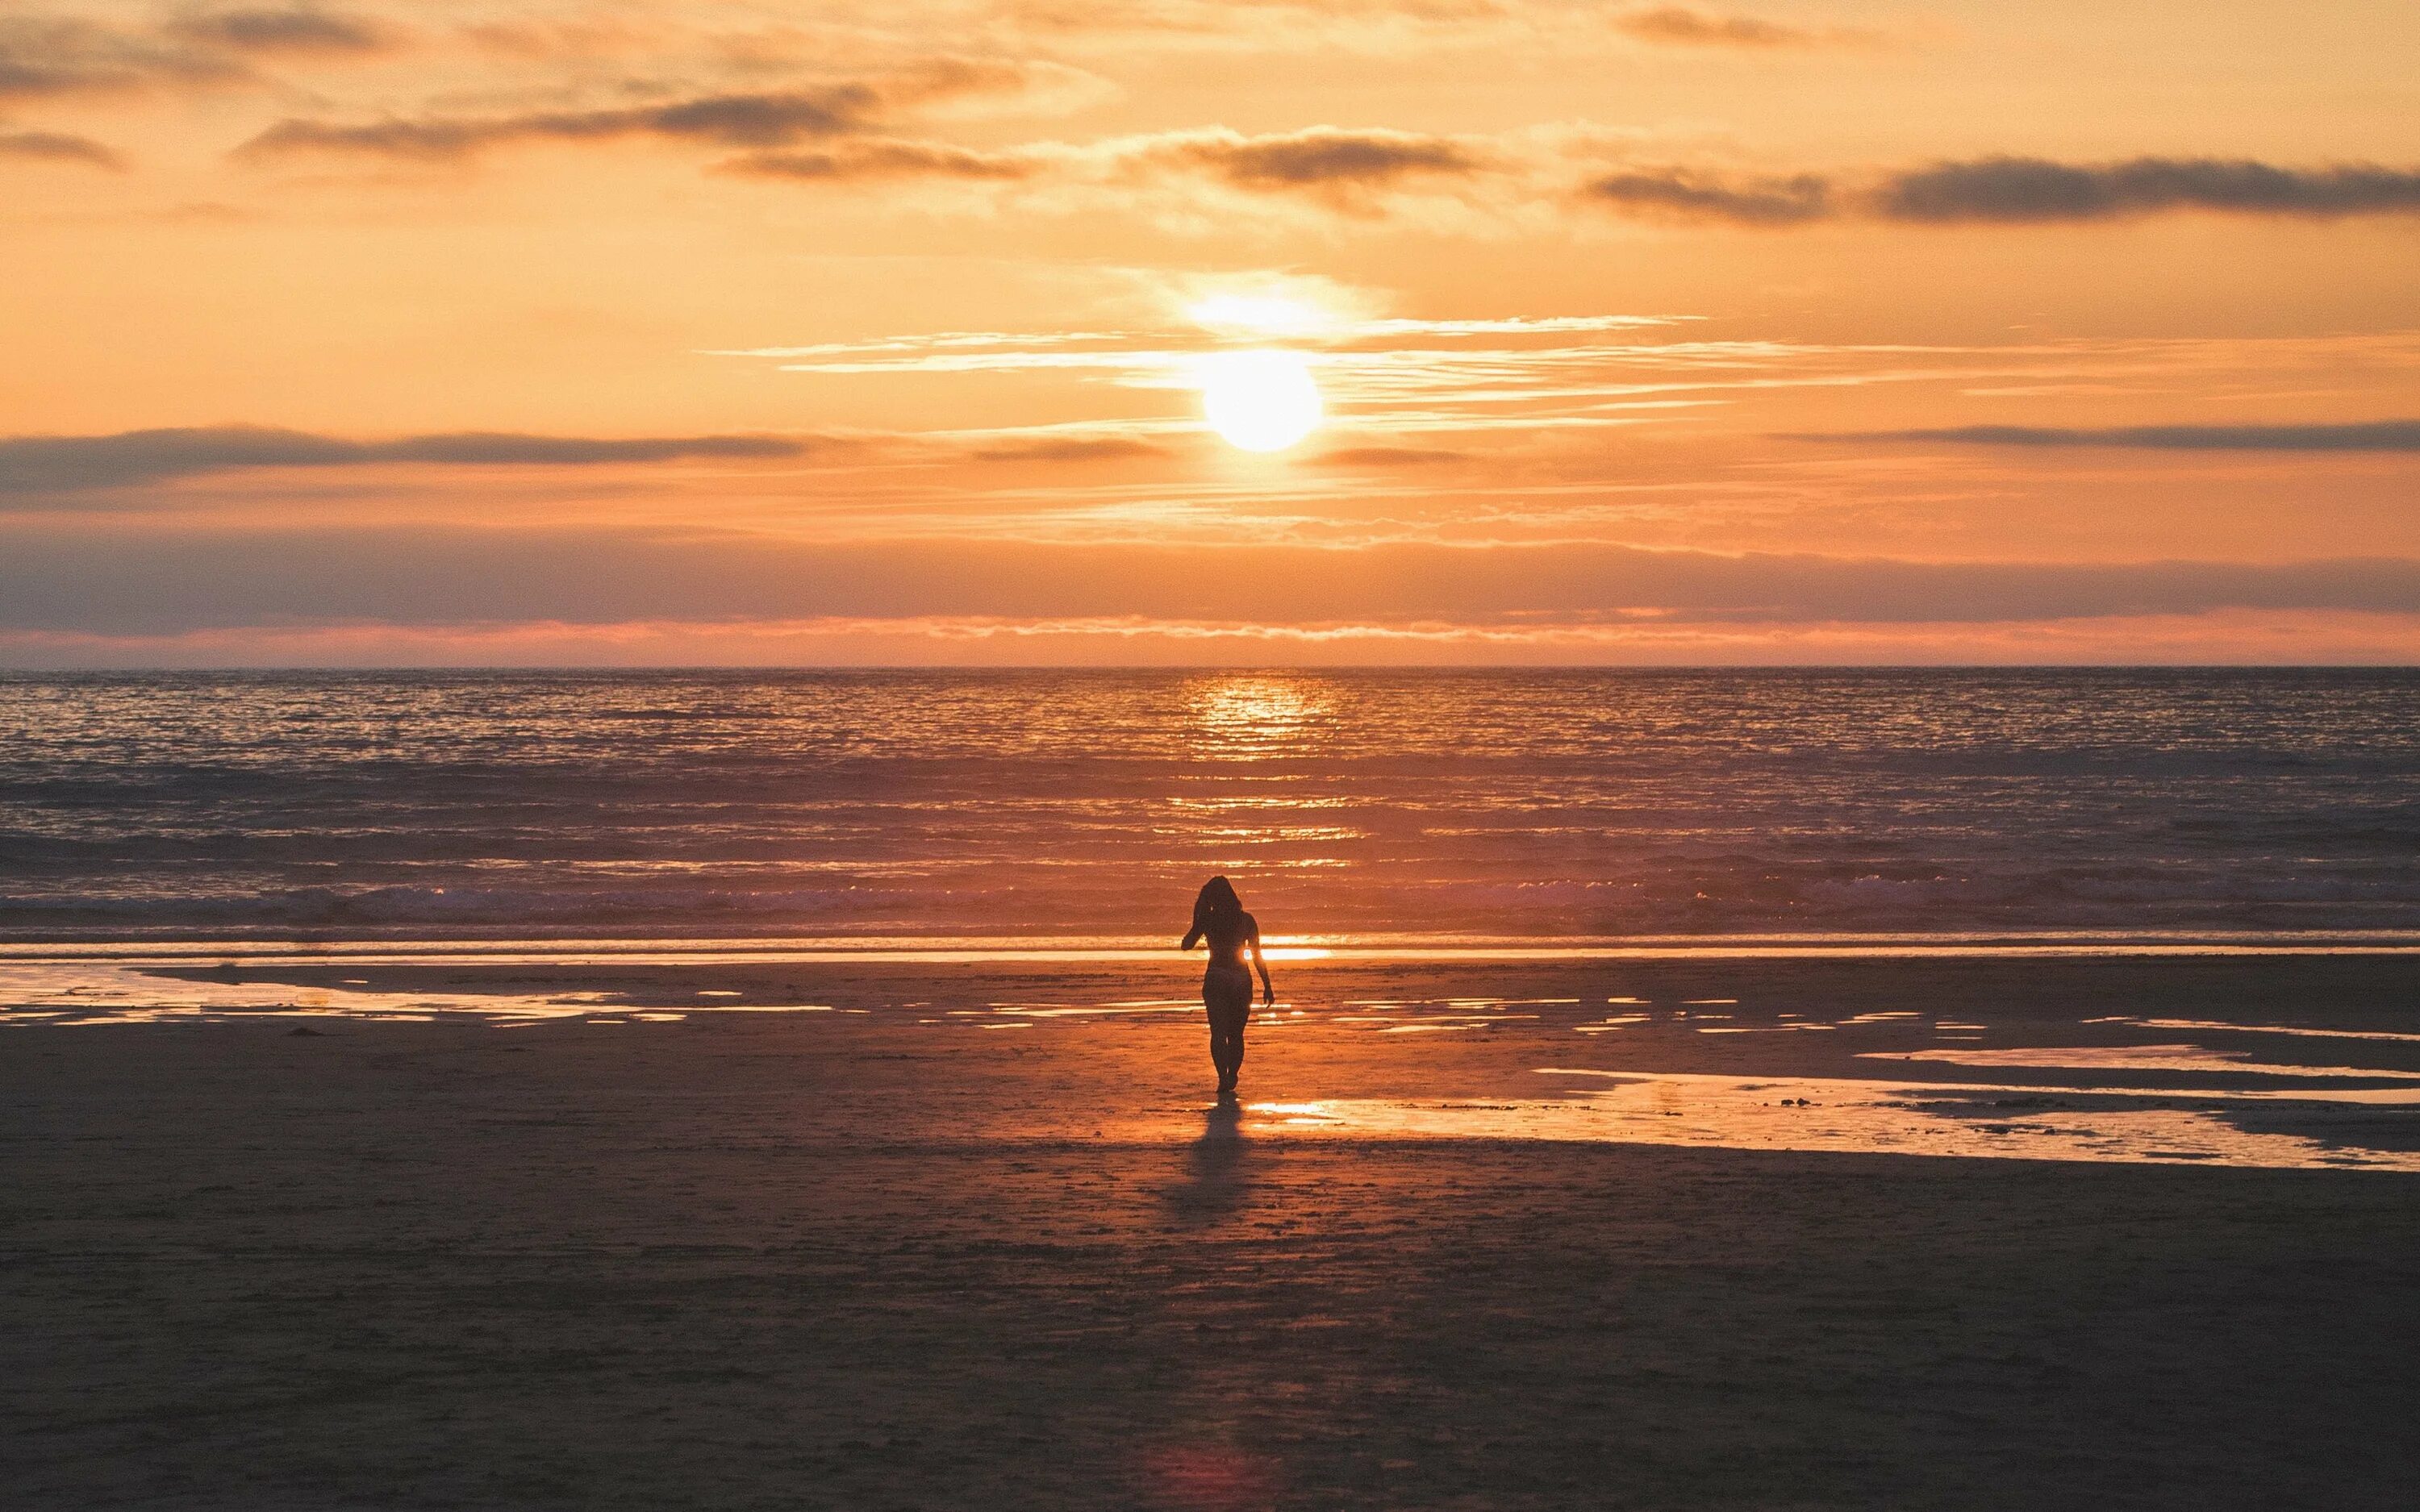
[1249,923,1274,1003]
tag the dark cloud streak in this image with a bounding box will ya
[1876,156,2420,223]
[724,139,1033,182]
[1585,156,2420,225]
[966,436,1169,462]
[1613,7,1876,50]
[0,128,123,169]
[7,530,2420,635]
[166,10,390,56]
[1147,125,1481,202]
[0,427,825,494]
[1164,127,1481,192]
[1586,168,1830,223]
[236,60,1054,164]
[1792,421,2420,452]
[239,87,885,161]
[1306,445,1470,467]
[0,18,248,99]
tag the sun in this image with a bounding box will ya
[1199,349,1323,453]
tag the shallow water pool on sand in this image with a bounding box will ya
[11,951,2420,1173]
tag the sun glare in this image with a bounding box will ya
[1199,349,1323,453]
[1186,294,1336,337]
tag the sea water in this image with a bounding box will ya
[2,668,2416,944]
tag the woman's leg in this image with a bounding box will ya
[1205,975,1248,1089]
[1208,1006,1245,1089]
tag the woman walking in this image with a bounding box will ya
[1180,875,1274,1097]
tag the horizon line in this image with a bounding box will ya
[6,660,2420,675]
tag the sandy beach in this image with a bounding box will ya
[8,950,2420,1509]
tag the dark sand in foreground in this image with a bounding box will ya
[8,954,2420,1509]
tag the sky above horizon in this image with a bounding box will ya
[5,0,2419,666]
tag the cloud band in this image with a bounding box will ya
[7,530,2420,635]
[1587,156,2420,225]
[1791,421,2420,452]
[0,427,824,494]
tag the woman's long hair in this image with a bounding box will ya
[1193,874,1242,933]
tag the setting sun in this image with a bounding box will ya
[1199,350,1324,453]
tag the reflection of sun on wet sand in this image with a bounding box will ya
[1270,1068,2420,1169]
[9,950,2420,1506]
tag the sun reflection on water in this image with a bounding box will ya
[1187,677,1331,758]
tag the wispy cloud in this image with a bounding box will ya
[239,88,890,161]
[1793,421,2420,452]
[165,9,393,57]
[1612,8,1882,50]
[1151,125,1483,197]
[0,427,833,494]
[236,57,1056,162]
[966,435,1172,462]
[721,123,1492,210]
[1585,156,2420,224]
[731,309,2190,453]
[0,128,123,170]
[1586,167,1830,223]
[1874,157,2420,223]
[725,311,1765,440]
[1306,444,1470,467]
[724,137,1035,182]
[0,16,248,99]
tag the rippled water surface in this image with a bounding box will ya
[3,669,2417,941]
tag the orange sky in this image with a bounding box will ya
[4,0,2418,664]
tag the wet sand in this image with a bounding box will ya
[8,952,2420,1508]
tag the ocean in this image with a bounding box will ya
[3,668,2417,945]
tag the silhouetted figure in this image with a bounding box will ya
[1180,875,1274,1096]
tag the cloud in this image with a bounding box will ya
[716,123,1492,212]
[966,435,1170,461]
[1584,167,1830,224]
[1612,8,1878,49]
[1871,156,2420,223]
[723,138,1035,182]
[0,128,123,170]
[1304,444,1469,467]
[1791,421,2420,452]
[0,427,828,494]
[165,10,390,56]
[0,17,247,98]
[240,87,888,161]
[236,60,1062,164]
[1583,156,2420,225]
[1153,126,1483,194]
[8,530,2420,635]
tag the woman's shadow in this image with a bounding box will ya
[1165,1096,1249,1225]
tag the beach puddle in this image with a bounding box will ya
[2129,1018,2420,1045]
[14,956,2420,1173]
[1243,1068,2420,1172]
[0,964,833,1026]
[1863,1044,2420,1081]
